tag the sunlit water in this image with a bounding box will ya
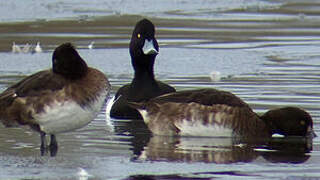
[0,0,320,179]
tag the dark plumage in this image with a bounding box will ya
[260,107,315,137]
[0,43,110,156]
[110,19,175,119]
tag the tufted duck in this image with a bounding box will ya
[110,19,175,120]
[0,43,110,156]
[129,88,271,138]
[129,89,316,138]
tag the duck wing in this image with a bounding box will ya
[152,88,249,108]
[1,70,66,98]
[0,70,68,110]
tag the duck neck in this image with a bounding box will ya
[133,67,155,81]
[132,55,156,83]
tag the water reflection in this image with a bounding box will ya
[125,174,212,180]
[262,137,312,164]
[131,134,312,164]
[112,119,151,157]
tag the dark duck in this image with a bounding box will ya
[110,19,175,120]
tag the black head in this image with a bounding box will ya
[129,19,159,73]
[261,107,316,137]
[52,43,88,79]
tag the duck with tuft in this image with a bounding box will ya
[129,88,316,138]
[0,43,110,156]
[110,19,175,120]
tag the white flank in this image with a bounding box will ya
[35,91,107,134]
[105,96,115,117]
[105,96,115,131]
[176,119,233,137]
[138,109,150,124]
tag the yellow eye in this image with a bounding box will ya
[137,34,141,38]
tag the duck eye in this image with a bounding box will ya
[137,34,141,38]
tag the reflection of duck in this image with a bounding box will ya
[0,43,110,156]
[137,136,258,164]
[135,135,312,164]
[261,137,312,163]
[110,19,175,120]
[134,135,312,164]
[129,89,316,138]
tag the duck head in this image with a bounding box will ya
[261,107,316,138]
[129,19,159,73]
[52,43,88,79]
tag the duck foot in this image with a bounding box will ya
[49,134,58,157]
[40,132,58,157]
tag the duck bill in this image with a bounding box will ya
[142,39,158,55]
[307,126,317,138]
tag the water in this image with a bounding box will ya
[0,0,320,179]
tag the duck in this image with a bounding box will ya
[12,42,22,53]
[209,71,221,82]
[129,88,316,138]
[34,42,42,53]
[109,19,175,120]
[22,43,31,53]
[0,43,110,156]
[260,107,316,137]
[128,88,271,138]
[88,41,94,49]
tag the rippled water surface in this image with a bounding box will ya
[0,0,320,179]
